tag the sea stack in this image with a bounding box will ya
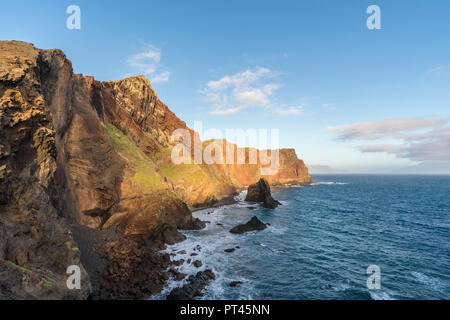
[229,216,267,234]
[245,178,281,209]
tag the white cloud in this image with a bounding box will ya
[201,67,280,115]
[151,71,171,83]
[127,44,170,83]
[330,117,450,162]
[233,87,270,107]
[328,117,446,141]
[273,106,303,116]
[209,106,245,115]
[323,103,337,111]
[427,64,450,76]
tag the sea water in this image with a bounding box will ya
[152,175,450,300]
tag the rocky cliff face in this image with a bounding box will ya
[0,41,311,299]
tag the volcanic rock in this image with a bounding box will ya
[230,281,243,287]
[229,216,267,234]
[193,260,203,268]
[245,178,281,209]
[166,270,216,300]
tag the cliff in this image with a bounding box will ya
[0,41,310,299]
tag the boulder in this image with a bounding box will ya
[229,216,267,234]
[245,178,281,209]
[166,270,216,300]
[193,260,203,268]
[230,281,243,287]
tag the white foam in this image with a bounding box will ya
[311,181,348,185]
[411,272,444,292]
[369,290,395,300]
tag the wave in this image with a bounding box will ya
[410,272,444,292]
[369,290,395,300]
[311,181,348,185]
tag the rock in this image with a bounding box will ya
[166,270,216,300]
[193,260,203,268]
[230,216,267,234]
[190,253,198,257]
[169,269,186,281]
[173,259,185,267]
[224,248,235,253]
[178,250,186,255]
[230,281,243,287]
[245,178,282,209]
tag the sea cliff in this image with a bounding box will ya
[0,41,311,299]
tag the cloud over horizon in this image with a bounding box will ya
[329,117,450,163]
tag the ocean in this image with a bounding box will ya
[152,175,450,300]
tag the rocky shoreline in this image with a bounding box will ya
[156,180,290,300]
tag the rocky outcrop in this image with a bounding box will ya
[0,41,311,300]
[229,216,268,234]
[166,269,216,300]
[245,178,281,209]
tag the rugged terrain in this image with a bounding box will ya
[0,41,311,299]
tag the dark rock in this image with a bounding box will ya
[191,218,206,230]
[193,260,203,268]
[224,248,235,253]
[245,178,281,209]
[172,259,185,267]
[190,253,198,257]
[178,250,186,255]
[169,269,186,281]
[230,281,243,287]
[230,216,267,234]
[166,270,216,300]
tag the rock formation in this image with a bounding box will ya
[229,216,268,234]
[166,269,216,300]
[0,41,311,299]
[245,178,281,209]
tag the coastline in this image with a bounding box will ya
[155,181,312,300]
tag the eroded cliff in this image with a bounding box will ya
[0,41,311,299]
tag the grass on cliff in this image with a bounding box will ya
[104,123,163,190]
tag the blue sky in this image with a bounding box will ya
[1,0,449,173]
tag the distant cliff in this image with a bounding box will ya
[0,41,310,299]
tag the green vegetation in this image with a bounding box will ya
[9,262,32,274]
[65,241,79,252]
[160,161,207,182]
[105,123,164,190]
[43,279,53,289]
[9,261,56,289]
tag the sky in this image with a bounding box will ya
[1,0,449,173]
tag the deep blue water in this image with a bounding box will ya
[154,175,450,300]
